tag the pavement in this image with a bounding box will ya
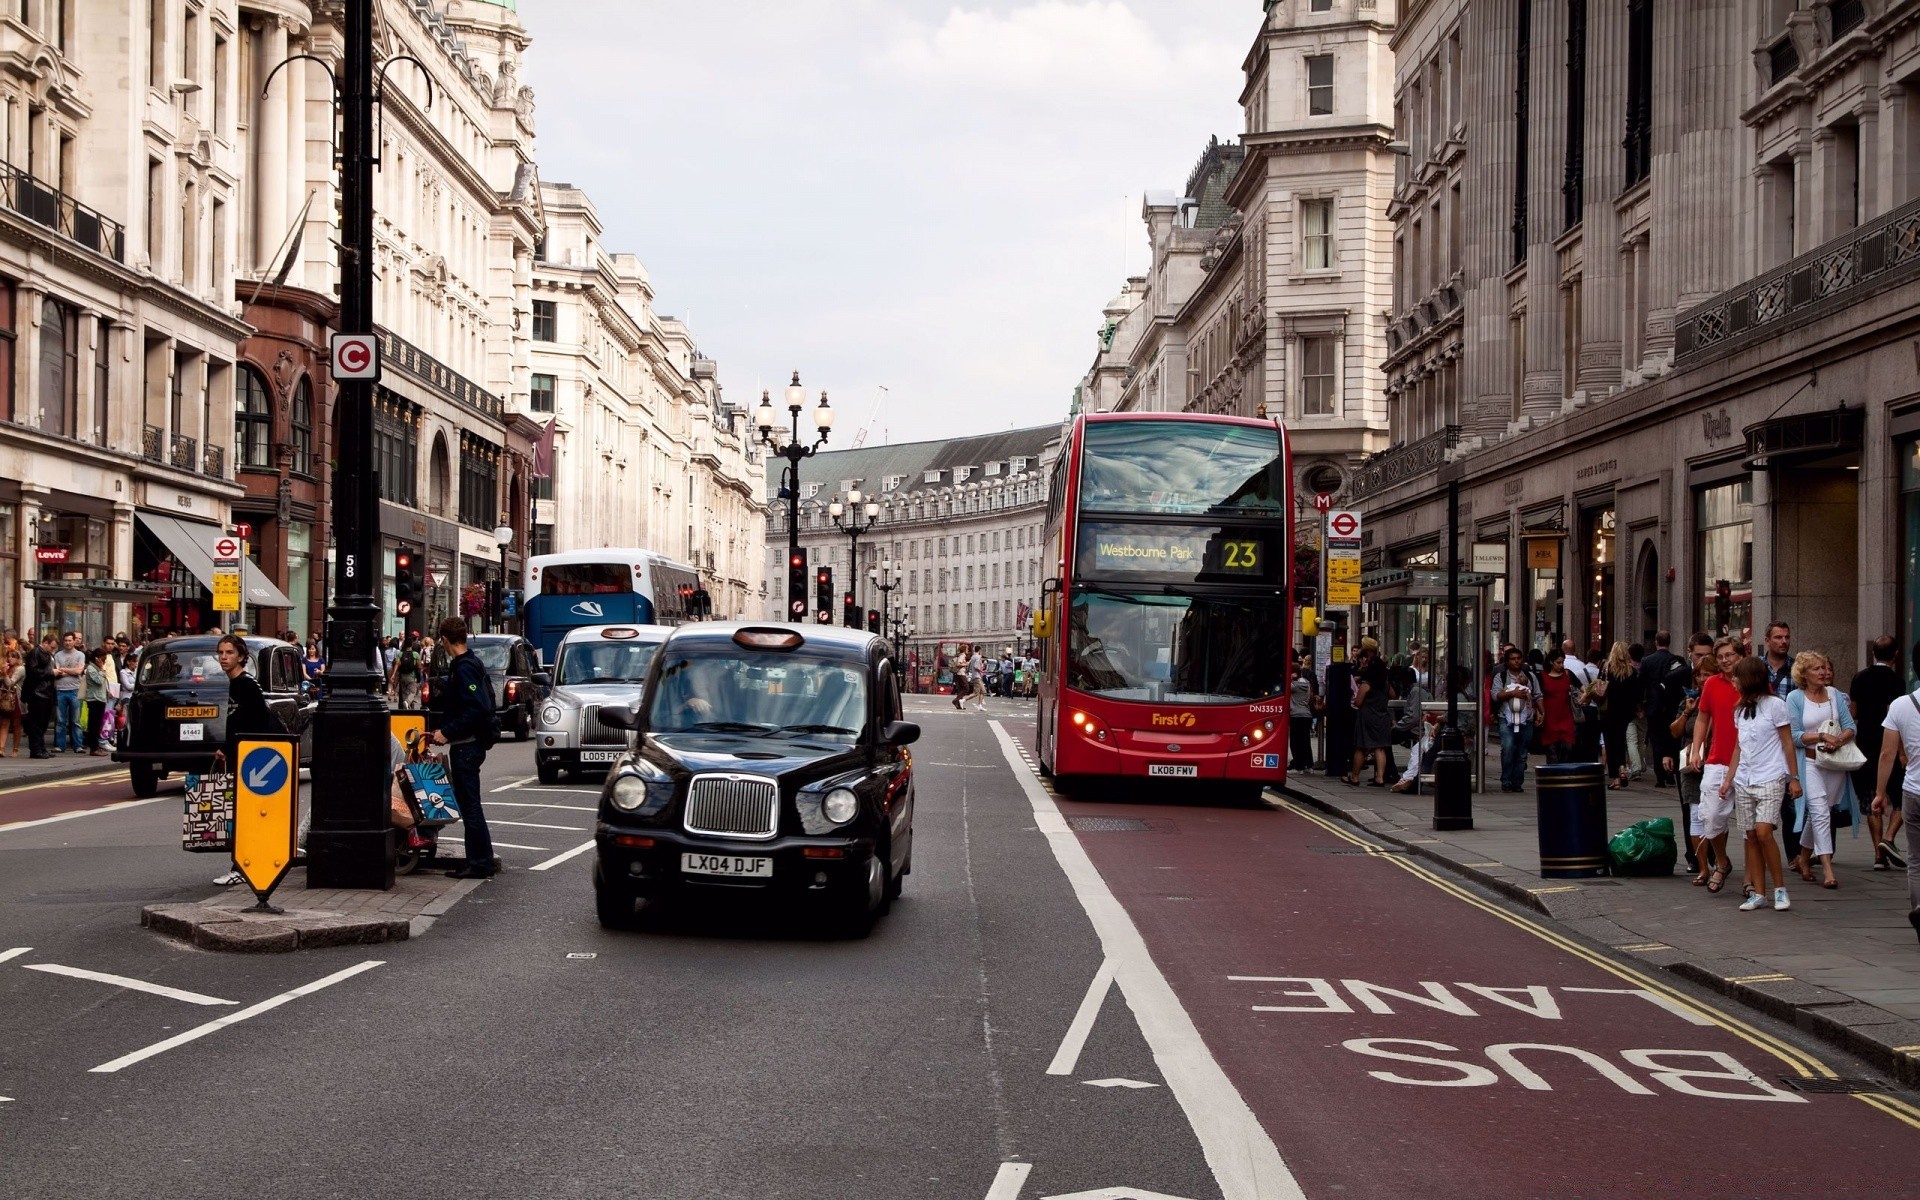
[142,868,487,951]
[0,748,126,791]
[1284,759,1920,1086]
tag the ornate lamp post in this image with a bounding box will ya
[492,519,514,633]
[870,559,902,638]
[829,489,879,627]
[754,373,832,620]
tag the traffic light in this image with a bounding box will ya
[787,549,808,619]
[866,609,881,634]
[394,548,423,634]
[843,590,858,628]
[815,567,834,625]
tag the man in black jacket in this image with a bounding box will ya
[1638,630,1687,787]
[22,631,56,759]
[217,634,284,739]
[430,617,499,879]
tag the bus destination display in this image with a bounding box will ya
[1079,524,1268,581]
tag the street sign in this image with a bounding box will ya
[214,536,240,561]
[389,713,426,756]
[1327,579,1362,605]
[1313,492,1334,513]
[233,737,300,910]
[1327,509,1361,540]
[212,572,242,612]
[1327,557,1362,581]
[330,331,380,381]
[234,522,252,540]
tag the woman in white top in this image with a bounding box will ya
[1720,656,1801,911]
[1786,651,1859,890]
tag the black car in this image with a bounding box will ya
[592,623,919,935]
[115,635,315,797]
[427,634,541,740]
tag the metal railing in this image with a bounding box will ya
[0,162,126,263]
[1674,193,1920,365]
[168,433,196,472]
[1348,425,1459,502]
[202,443,224,478]
[141,424,163,463]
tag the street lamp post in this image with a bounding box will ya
[1432,463,1473,830]
[755,373,832,621]
[888,611,915,689]
[308,0,393,890]
[493,520,514,633]
[830,490,879,627]
[870,559,902,638]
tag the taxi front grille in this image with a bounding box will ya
[684,774,779,841]
[580,706,630,746]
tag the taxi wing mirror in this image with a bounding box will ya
[882,720,921,747]
[533,671,552,689]
[598,706,641,732]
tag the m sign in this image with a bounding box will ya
[330,332,380,381]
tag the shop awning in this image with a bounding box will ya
[1358,568,1500,602]
[137,514,295,609]
[24,578,186,601]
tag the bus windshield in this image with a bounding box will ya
[1067,591,1287,704]
[1079,420,1284,516]
[540,562,631,595]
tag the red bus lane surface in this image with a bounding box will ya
[0,773,141,830]
[1006,748,1920,1195]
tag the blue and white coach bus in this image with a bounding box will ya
[522,548,702,666]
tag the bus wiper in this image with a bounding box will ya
[777,724,858,736]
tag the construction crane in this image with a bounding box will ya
[851,385,887,448]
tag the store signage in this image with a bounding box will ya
[1472,543,1506,575]
[1526,538,1561,570]
[34,546,68,563]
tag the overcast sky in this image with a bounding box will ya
[520,0,1252,446]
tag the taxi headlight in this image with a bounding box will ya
[610,774,648,812]
[822,787,859,825]
[541,704,563,727]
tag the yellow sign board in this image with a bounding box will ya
[1327,580,1362,605]
[1327,557,1362,581]
[1526,538,1561,570]
[390,712,427,757]
[212,570,241,612]
[233,737,299,908]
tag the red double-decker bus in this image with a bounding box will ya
[1032,412,1293,797]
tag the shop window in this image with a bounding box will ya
[236,365,272,468]
[286,522,312,630]
[459,432,500,529]
[1695,479,1753,640]
[291,377,313,476]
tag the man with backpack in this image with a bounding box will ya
[389,633,423,710]
[1639,630,1689,787]
[429,617,500,879]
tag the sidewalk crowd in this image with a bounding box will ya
[1292,624,1920,943]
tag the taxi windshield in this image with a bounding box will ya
[137,645,227,687]
[557,641,660,685]
[647,650,868,741]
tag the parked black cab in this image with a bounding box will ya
[428,634,541,740]
[115,635,314,797]
[592,623,918,935]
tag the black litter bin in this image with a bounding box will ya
[1535,762,1609,878]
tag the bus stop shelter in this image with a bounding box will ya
[1360,567,1497,794]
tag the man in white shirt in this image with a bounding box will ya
[1872,643,1920,942]
[967,648,988,712]
[1561,638,1595,686]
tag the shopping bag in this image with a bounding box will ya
[400,758,460,826]
[181,753,236,853]
[1607,816,1677,877]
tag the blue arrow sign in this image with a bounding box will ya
[241,746,289,795]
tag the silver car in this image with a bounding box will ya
[534,623,673,785]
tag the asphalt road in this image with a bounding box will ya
[2,696,1917,1199]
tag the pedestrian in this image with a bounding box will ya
[1346,639,1392,786]
[1667,656,1714,883]
[1626,642,1650,780]
[1640,631,1689,787]
[50,631,85,752]
[1289,652,1318,772]
[303,639,326,699]
[1786,651,1858,891]
[390,635,423,710]
[967,645,989,712]
[1490,645,1540,791]
[1870,639,1920,944]
[1690,636,1745,894]
[952,643,970,711]
[1762,621,1795,699]
[217,633,282,739]
[1849,636,1906,870]
[1537,648,1577,764]
[22,632,55,758]
[430,617,500,879]
[1390,708,1443,794]
[82,647,111,755]
[1721,655,1799,912]
[1598,642,1642,789]
[0,646,23,756]
[1389,662,1430,773]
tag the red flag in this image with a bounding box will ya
[533,417,557,477]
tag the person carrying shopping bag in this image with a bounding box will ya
[1786,651,1862,890]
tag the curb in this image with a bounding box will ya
[1281,782,1920,1088]
[143,902,410,952]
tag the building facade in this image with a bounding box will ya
[762,425,1061,674]
[524,181,764,617]
[1357,0,1920,679]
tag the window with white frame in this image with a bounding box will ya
[1302,199,1334,270]
[1301,336,1336,416]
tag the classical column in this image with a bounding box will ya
[1879,83,1912,216]
[16,283,43,430]
[286,26,310,286]
[1856,101,1882,222]
[1577,0,1625,396]
[1811,125,1846,243]
[255,18,289,272]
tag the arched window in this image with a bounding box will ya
[429,432,451,517]
[236,365,272,468]
[290,376,313,476]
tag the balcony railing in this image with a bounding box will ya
[169,433,196,472]
[202,443,224,478]
[142,424,163,463]
[1675,193,1920,365]
[1348,425,1459,502]
[0,162,126,263]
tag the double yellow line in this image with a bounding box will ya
[0,768,125,799]
[1275,794,1920,1130]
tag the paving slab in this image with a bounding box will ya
[141,865,487,952]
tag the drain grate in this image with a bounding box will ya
[1780,1076,1890,1095]
[1067,816,1151,832]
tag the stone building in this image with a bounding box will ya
[1076,0,1399,512]
[762,424,1061,673]
[1356,0,1920,677]
[524,181,764,618]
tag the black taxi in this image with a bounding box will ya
[115,635,314,797]
[592,623,918,935]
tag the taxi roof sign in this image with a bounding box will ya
[233,737,300,910]
[733,628,805,651]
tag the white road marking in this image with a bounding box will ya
[1042,1188,1198,1199]
[1083,1078,1160,1089]
[1563,986,1717,1026]
[23,963,237,1007]
[486,841,549,852]
[490,775,538,793]
[0,947,32,964]
[490,802,598,812]
[984,1162,1032,1200]
[490,819,585,831]
[532,787,605,795]
[529,839,596,872]
[0,798,164,834]
[1047,958,1115,1075]
[89,960,384,1074]
[989,720,1302,1200]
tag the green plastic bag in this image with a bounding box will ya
[1608,816,1677,876]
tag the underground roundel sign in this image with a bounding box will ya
[330,332,380,381]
